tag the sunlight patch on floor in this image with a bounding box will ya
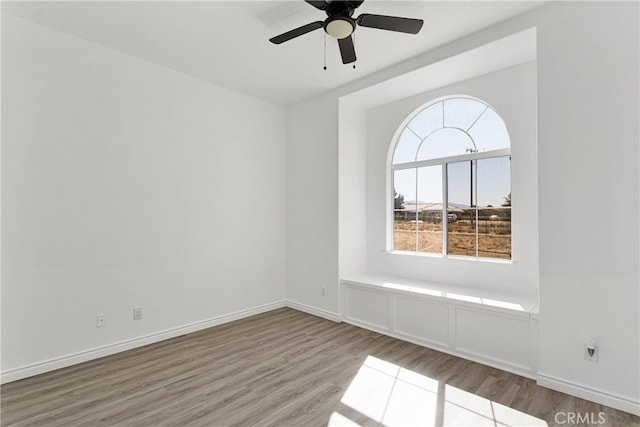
[330,355,547,427]
[444,385,547,426]
[328,412,362,427]
[340,358,398,422]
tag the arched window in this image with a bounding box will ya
[391,96,512,260]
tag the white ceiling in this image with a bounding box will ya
[2,1,544,106]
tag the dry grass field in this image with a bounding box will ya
[394,220,511,259]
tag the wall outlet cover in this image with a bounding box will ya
[96,314,106,328]
[584,345,599,362]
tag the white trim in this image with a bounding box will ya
[537,373,640,416]
[285,300,343,323]
[341,277,538,379]
[344,315,390,333]
[454,345,531,374]
[1,300,286,384]
[343,316,535,380]
[392,148,512,170]
[341,276,538,317]
[392,328,449,350]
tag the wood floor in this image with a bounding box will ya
[1,308,638,426]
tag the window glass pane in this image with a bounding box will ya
[393,168,416,252]
[393,128,422,164]
[416,128,474,161]
[406,101,442,139]
[476,156,511,208]
[478,208,511,259]
[417,166,442,254]
[468,108,510,152]
[447,161,476,257]
[477,156,511,259]
[447,160,474,207]
[444,98,487,131]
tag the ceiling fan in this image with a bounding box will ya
[269,0,424,65]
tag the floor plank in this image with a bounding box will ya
[1,308,638,426]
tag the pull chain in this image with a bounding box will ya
[352,33,356,69]
[323,32,327,70]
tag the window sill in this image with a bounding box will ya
[386,250,515,267]
[341,273,538,318]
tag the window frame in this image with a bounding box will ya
[388,96,512,261]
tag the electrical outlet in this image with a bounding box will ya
[133,306,143,321]
[585,345,599,362]
[96,314,106,328]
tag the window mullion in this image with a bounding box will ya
[473,160,479,259]
[466,105,489,133]
[415,167,419,253]
[442,162,448,257]
[390,169,395,252]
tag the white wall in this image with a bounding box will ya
[535,2,639,411]
[338,100,367,278]
[365,62,538,297]
[1,14,287,378]
[285,95,341,317]
[286,1,639,414]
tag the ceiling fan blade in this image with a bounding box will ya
[304,0,328,11]
[356,14,424,34]
[338,35,357,64]
[347,1,365,9]
[269,21,324,44]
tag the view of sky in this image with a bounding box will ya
[392,98,510,165]
[393,98,511,209]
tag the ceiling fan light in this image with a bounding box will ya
[325,19,354,39]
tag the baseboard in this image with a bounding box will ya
[537,372,640,416]
[343,317,536,380]
[285,300,343,323]
[1,300,287,384]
